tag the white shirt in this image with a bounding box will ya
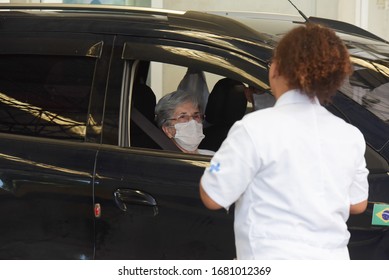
[201,89,369,259]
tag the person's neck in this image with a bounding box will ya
[272,79,291,101]
[172,139,198,154]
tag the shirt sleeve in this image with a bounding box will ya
[349,132,369,205]
[201,121,261,209]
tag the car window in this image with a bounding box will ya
[344,59,389,122]
[121,39,268,89]
[337,57,389,151]
[124,60,261,152]
[0,55,96,141]
[117,37,270,152]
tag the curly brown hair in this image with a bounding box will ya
[273,23,353,103]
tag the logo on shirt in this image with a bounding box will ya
[372,204,389,226]
[209,162,220,173]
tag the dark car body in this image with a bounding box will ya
[0,4,388,260]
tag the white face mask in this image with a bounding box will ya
[173,120,205,152]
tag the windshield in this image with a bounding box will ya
[341,42,389,123]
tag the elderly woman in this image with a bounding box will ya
[155,90,214,155]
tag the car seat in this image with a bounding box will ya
[199,78,247,151]
[130,83,160,149]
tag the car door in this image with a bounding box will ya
[95,147,237,259]
[93,35,269,259]
[0,135,97,259]
[0,32,111,259]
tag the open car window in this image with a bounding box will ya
[118,36,271,153]
[126,60,267,153]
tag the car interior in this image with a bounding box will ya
[128,60,269,153]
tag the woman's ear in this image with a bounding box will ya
[269,60,279,78]
[162,125,175,138]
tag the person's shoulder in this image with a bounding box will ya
[323,108,366,142]
[344,122,365,141]
[323,108,362,133]
[243,107,277,122]
[240,107,283,130]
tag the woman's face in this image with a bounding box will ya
[163,102,202,138]
[268,60,276,92]
[268,59,289,100]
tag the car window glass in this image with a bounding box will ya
[337,58,389,150]
[0,55,95,141]
[343,59,389,123]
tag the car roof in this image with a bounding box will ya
[210,11,389,63]
[0,4,276,62]
[0,4,264,40]
[1,4,387,47]
[209,11,389,44]
[2,4,389,72]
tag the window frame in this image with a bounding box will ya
[118,37,269,152]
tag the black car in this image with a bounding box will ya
[0,4,388,260]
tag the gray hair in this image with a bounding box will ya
[155,89,200,128]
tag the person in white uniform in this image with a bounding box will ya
[199,23,369,259]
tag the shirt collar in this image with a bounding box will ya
[275,89,320,107]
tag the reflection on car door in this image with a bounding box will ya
[94,147,235,259]
[0,136,96,259]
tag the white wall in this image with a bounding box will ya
[163,0,319,16]
[368,0,389,42]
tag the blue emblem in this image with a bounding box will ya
[209,162,220,173]
[383,210,389,221]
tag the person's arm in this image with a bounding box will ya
[199,181,223,210]
[348,132,369,215]
[350,200,368,214]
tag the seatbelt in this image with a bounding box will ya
[131,108,180,152]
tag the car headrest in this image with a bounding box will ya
[205,78,247,125]
[132,83,156,122]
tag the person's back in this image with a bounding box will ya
[199,23,369,260]
[233,89,367,259]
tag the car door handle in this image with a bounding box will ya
[114,188,158,215]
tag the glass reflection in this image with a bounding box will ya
[342,57,389,122]
[160,45,269,89]
[0,91,101,136]
[0,152,91,178]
